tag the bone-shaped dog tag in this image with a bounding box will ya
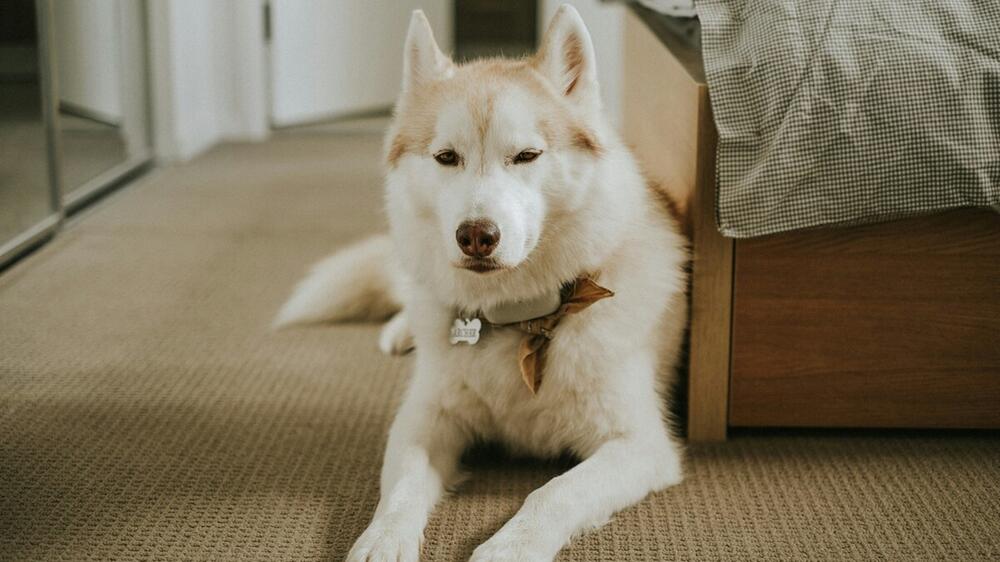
[449,318,482,345]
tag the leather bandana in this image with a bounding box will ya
[451,277,614,395]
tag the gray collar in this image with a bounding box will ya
[477,285,564,326]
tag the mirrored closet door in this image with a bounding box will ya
[52,0,151,210]
[0,0,61,267]
[0,0,150,268]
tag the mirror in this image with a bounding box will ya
[0,0,60,264]
[52,0,150,209]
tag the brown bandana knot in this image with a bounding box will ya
[514,276,614,395]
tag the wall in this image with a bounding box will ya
[149,0,269,162]
[269,0,452,127]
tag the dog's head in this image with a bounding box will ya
[385,5,606,283]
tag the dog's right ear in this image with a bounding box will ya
[534,5,599,105]
[402,10,453,93]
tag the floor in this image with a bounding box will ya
[1,129,999,561]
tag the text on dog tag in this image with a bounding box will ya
[449,318,481,345]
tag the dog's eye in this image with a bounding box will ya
[513,149,542,164]
[434,150,460,166]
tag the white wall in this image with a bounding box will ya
[270,0,451,127]
[53,0,123,123]
[149,0,269,162]
[150,0,450,160]
[541,0,624,127]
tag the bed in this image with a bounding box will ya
[623,1,1000,440]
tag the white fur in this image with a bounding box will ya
[378,310,415,355]
[273,236,404,329]
[277,6,689,561]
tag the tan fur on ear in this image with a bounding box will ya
[534,5,598,101]
[561,32,586,96]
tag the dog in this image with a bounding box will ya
[275,5,689,560]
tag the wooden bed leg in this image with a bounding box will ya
[686,94,731,443]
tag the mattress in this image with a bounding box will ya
[697,0,1000,238]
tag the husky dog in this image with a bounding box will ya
[276,5,688,560]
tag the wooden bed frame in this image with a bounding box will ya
[623,6,1000,441]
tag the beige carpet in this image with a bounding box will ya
[1,131,999,561]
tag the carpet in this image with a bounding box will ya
[1,131,998,561]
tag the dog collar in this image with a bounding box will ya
[449,276,614,394]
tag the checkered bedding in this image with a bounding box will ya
[696,0,1000,238]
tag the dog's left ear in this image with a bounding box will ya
[534,5,599,105]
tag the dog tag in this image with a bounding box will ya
[449,318,482,345]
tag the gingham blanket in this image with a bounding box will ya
[696,0,1000,238]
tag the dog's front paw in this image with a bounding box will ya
[346,518,420,562]
[378,312,414,355]
[470,531,552,562]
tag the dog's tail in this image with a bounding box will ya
[273,234,403,329]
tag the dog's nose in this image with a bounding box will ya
[456,220,501,258]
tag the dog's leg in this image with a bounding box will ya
[470,434,681,561]
[378,309,415,355]
[346,395,465,562]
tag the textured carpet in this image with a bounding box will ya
[1,132,999,561]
